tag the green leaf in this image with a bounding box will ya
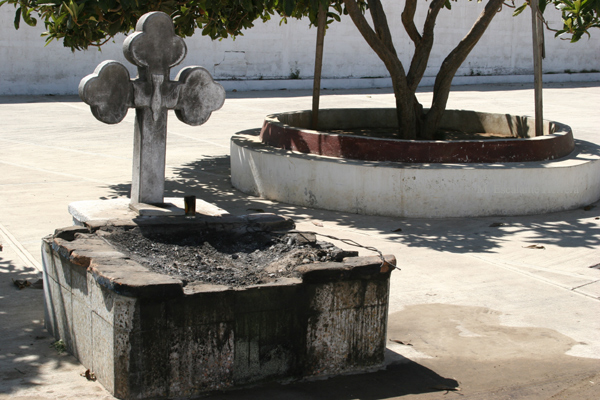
[571,29,584,41]
[13,7,21,30]
[283,0,295,16]
[22,8,38,27]
[98,0,110,13]
[107,20,123,36]
[513,3,528,17]
[63,2,75,19]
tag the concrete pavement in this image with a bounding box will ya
[1,82,599,399]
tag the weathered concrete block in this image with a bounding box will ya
[42,222,394,399]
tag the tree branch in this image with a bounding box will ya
[368,0,396,56]
[424,0,505,137]
[401,0,421,45]
[344,0,418,137]
[406,0,446,91]
[342,0,406,79]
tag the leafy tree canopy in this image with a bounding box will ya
[513,0,600,42]
[1,0,346,50]
[1,0,597,51]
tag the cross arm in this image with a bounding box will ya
[79,60,133,124]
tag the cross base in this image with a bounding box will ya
[68,198,229,226]
[129,201,186,216]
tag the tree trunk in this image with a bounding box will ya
[311,4,327,130]
[345,0,502,140]
[344,0,419,139]
[391,76,418,139]
[420,0,505,139]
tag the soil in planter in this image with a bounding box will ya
[324,127,514,140]
[104,228,358,287]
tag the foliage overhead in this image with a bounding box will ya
[1,0,597,51]
[512,0,600,42]
[0,0,346,50]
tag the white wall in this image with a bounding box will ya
[0,1,598,95]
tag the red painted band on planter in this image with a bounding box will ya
[260,109,575,163]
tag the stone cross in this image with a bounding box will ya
[79,12,226,205]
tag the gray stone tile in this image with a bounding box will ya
[52,251,71,289]
[363,279,390,307]
[168,322,234,394]
[47,275,73,350]
[41,239,56,280]
[234,309,299,384]
[71,295,92,369]
[92,311,115,394]
[127,329,169,399]
[113,327,132,400]
[90,276,115,325]
[113,295,136,331]
[71,266,91,306]
[234,285,300,314]
[305,304,387,376]
[43,273,58,337]
[306,308,352,376]
[308,281,363,312]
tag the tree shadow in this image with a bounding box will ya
[104,149,600,256]
[0,255,81,396]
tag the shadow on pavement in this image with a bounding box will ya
[0,254,81,396]
[204,356,458,400]
[105,154,600,255]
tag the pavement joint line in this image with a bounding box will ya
[55,100,229,149]
[168,131,230,148]
[63,101,113,113]
[62,102,137,124]
[0,138,130,160]
[0,138,131,160]
[0,159,107,184]
[474,255,600,280]
[0,180,95,187]
[571,280,600,291]
[0,222,42,273]
[467,253,600,301]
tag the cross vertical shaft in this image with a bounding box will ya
[131,107,168,204]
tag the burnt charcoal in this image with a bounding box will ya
[105,228,354,287]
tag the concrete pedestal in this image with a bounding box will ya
[42,214,394,399]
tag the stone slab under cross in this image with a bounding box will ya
[79,11,226,205]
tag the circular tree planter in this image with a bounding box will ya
[231,109,600,218]
[259,109,575,163]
